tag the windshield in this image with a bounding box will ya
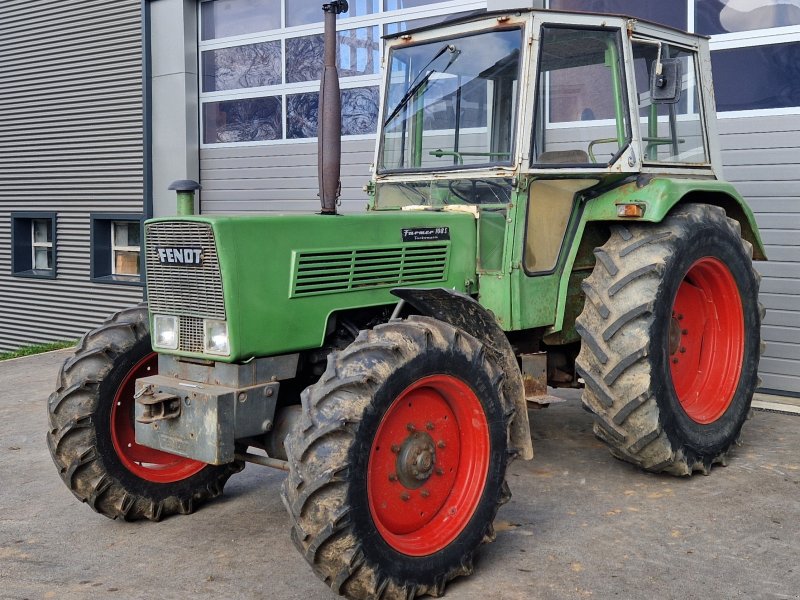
[380,28,523,172]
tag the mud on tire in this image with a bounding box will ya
[47,305,242,521]
[576,204,763,476]
[281,316,514,599]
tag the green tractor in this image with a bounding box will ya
[48,5,764,599]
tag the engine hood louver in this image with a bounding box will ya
[291,243,450,297]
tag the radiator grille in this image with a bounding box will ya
[292,244,449,297]
[178,316,205,354]
[145,222,226,323]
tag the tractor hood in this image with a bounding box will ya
[144,211,477,362]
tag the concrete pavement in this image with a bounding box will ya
[1,349,799,600]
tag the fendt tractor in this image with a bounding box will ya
[48,4,765,599]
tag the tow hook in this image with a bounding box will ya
[134,383,181,424]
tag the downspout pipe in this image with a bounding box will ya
[318,1,348,215]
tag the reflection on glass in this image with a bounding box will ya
[201,0,281,40]
[34,248,52,270]
[203,97,282,143]
[286,0,379,26]
[632,42,706,163]
[549,0,686,30]
[374,178,513,209]
[384,12,471,35]
[697,0,800,34]
[287,87,380,138]
[381,29,522,171]
[343,87,380,134]
[286,27,380,83]
[33,220,51,244]
[287,92,318,139]
[202,42,281,92]
[384,0,446,10]
[532,27,629,166]
[113,222,140,247]
[711,43,800,111]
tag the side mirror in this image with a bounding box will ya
[651,58,682,104]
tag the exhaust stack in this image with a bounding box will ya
[318,1,348,215]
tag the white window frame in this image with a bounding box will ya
[198,0,486,148]
[31,219,53,271]
[111,221,141,277]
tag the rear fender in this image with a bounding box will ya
[583,177,766,259]
[551,176,767,334]
[391,287,533,461]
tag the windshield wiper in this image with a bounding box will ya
[383,44,460,126]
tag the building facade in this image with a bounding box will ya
[1,0,797,396]
[0,0,146,350]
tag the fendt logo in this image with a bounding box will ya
[156,247,203,266]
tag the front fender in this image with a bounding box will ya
[391,287,533,461]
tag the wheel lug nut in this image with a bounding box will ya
[677,314,684,320]
[421,489,430,498]
[406,423,415,432]
[435,467,444,476]
[426,421,434,431]
[401,493,410,502]
[682,329,688,335]
[388,473,397,482]
[680,347,686,353]
[437,440,446,449]
[391,444,400,453]
[672,358,679,364]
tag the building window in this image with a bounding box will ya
[548,0,687,31]
[712,42,800,112]
[91,215,143,285]
[198,0,482,147]
[11,213,57,278]
[696,0,800,35]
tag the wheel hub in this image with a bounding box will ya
[396,431,436,489]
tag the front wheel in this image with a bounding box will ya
[47,305,242,520]
[281,316,513,599]
[576,204,763,475]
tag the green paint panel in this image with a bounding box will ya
[147,212,477,362]
[583,178,766,257]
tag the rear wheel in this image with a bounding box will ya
[47,305,242,520]
[281,316,513,599]
[576,204,762,475]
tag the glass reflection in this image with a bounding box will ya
[202,41,282,92]
[201,0,281,40]
[286,27,380,83]
[287,87,380,139]
[203,97,282,143]
[286,0,379,27]
[696,0,800,34]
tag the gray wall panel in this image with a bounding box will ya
[199,140,374,215]
[0,0,144,352]
[719,114,800,394]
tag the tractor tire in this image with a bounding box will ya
[575,204,762,476]
[281,316,514,599]
[47,304,243,521]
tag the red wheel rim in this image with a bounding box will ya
[669,257,744,424]
[110,352,206,483]
[367,374,490,556]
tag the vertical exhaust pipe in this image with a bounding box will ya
[319,1,348,215]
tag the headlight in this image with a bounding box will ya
[153,314,179,350]
[204,319,230,356]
